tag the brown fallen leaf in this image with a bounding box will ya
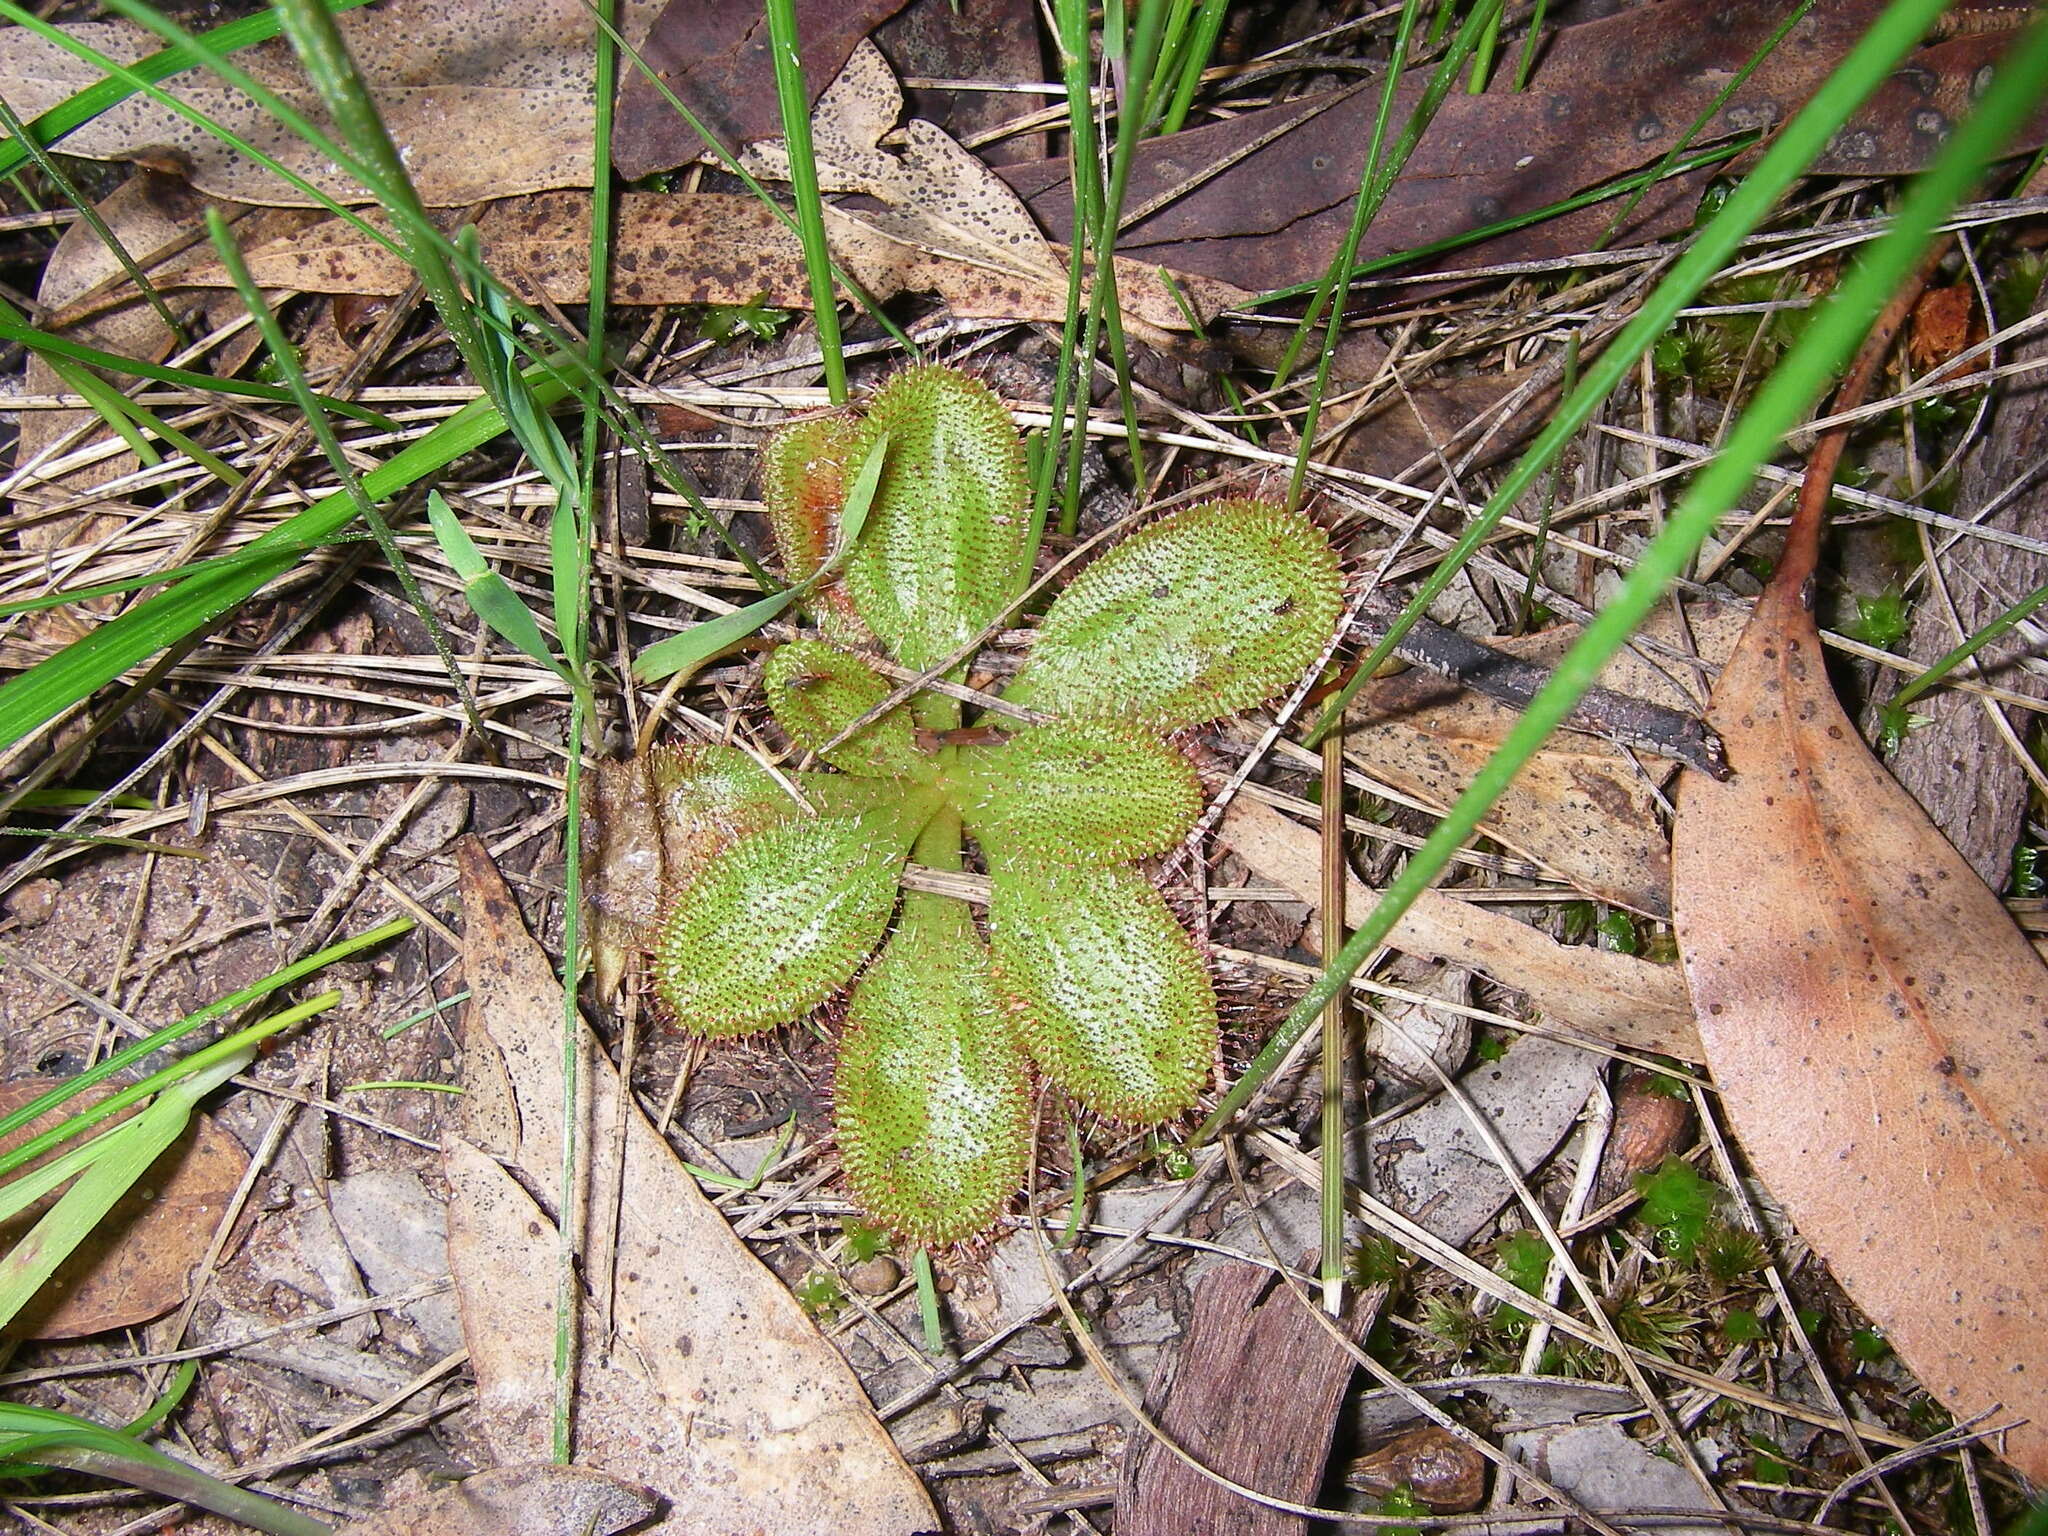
[1672,282,2048,1483]
[1218,798,1700,1060]
[1343,606,1743,917]
[998,0,2048,296]
[334,1464,659,1536]
[152,190,1240,337]
[0,0,663,205]
[874,0,1047,168]
[0,1079,247,1340]
[615,0,909,177]
[448,839,940,1534]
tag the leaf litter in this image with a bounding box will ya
[7,0,2048,1529]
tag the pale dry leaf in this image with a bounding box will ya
[1373,1035,1602,1246]
[0,0,663,206]
[0,1079,247,1340]
[332,1463,658,1536]
[1218,798,1700,1059]
[1673,557,2048,1483]
[152,189,1243,334]
[446,839,939,1535]
[744,40,1060,284]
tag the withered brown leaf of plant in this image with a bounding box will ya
[1341,608,1738,918]
[446,839,939,1534]
[1672,542,2048,1483]
[1217,798,1700,1060]
[332,1464,658,1536]
[0,1079,247,1340]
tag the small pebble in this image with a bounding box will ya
[4,878,60,928]
[846,1256,901,1296]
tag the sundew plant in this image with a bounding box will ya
[592,365,1342,1243]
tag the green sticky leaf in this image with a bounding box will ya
[988,862,1217,1122]
[634,431,889,682]
[764,640,930,778]
[842,365,1031,669]
[1010,498,1343,730]
[954,722,1203,864]
[836,897,1031,1245]
[652,800,926,1036]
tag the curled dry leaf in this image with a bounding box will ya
[1218,798,1700,1059]
[1342,606,1743,918]
[1673,516,2048,1482]
[0,1079,247,1340]
[153,190,1240,336]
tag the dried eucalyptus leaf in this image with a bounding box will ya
[988,862,1217,1122]
[955,722,1202,864]
[1010,499,1343,731]
[835,897,1030,1245]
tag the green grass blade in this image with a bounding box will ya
[1301,0,1960,746]
[632,430,889,681]
[0,918,408,1160]
[1203,1,2048,1143]
[426,491,582,692]
[0,92,185,345]
[1282,0,1434,508]
[1060,0,1169,536]
[0,1117,154,1226]
[0,373,554,749]
[1245,138,1749,310]
[205,207,495,743]
[1028,0,1102,554]
[763,0,847,403]
[1275,0,1493,398]
[1158,0,1227,135]
[1592,0,1816,249]
[0,991,335,1329]
[1881,576,2048,748]
[0,303,395,429]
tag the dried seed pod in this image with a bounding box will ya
[1344,1425,1487,1512]
[836,897,1031,1245]
[954,722,1203,865]
[842,365,1030,669]
[1593,1070,1696,1207]
[1009,498,1344,731]
[988,862,1217,1122]
[583,744,798,999]
[764,640,930,778]
[653,803,923,1036]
